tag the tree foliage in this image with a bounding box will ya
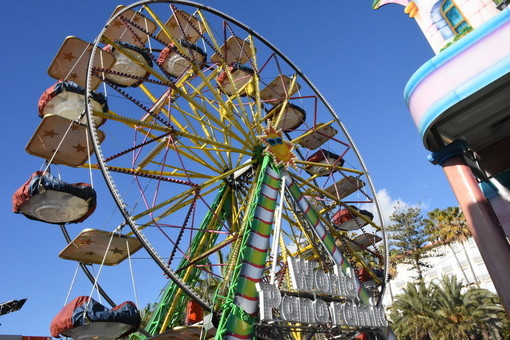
[425,206,471,245]
[387,204,435,281]
[425,206,480,288]
[389,275,509,339]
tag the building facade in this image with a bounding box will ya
[383,237,495,307]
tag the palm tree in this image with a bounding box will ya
[389,281,435,339]
[389,275,508,339]
[139,302,158,329]
[431,275,479,339]
[426,207,480,288]
[433,275,508,339]
[463,288,508,340]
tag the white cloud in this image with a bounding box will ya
[361,188,417,227]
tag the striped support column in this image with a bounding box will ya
[282,171,372,305]
[219,165,281,340]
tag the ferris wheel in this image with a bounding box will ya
[17,1,391,339]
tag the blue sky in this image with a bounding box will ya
[0,0,459,336]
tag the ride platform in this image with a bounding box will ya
[148,325,215,340]
[25,114,105,167]
[103,6,157,46]
[156,9,204,45]
[47,36,115,90]
[59,229,142,265]
[259,75,300,101]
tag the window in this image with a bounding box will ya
[442,0,469,34]
[459,260,469,269]
[478,272,490,281]
[425,270,438,280]
[442,265,453,274]
[473,256,484,265]
[450,242,460,252]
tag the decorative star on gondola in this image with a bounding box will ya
[73,143,87,153]
[43,129,59,138]
[63,52,76,62]
[110,247,124,255]
[75,238,95,246]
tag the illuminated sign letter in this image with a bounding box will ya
[281,295,300,321]
[313,299,330,324]
[314,269,331,294]
[256,283,281,320]
[343,301,359,326]
[288,257,315,292]
[298,297,314,323]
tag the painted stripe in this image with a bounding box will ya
[241,261,265,270]
[260,191,277,201]
[235,293,259,301]
[225,333,252,340]
[247,242,269,253]
[240,273,263,282]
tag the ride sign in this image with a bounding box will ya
[257,257,388,327]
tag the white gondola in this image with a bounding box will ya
[333,205,374,231]
[18,190,91,224]
[267,103,306,132]
[38,81,108,126]
[297,123,338,150]
[158,41,207,78]
[12,171,96,224]
[324,176,365,200]
[217,63,254,96]
[104,41,152,87]
[305,149,344,176]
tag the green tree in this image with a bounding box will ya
[426,206,480,288]
[389,281,436,339]
[387,204,434,282]
[139,302,158,329]
[389,275,509,340]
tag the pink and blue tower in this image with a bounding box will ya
[374,0,510,313]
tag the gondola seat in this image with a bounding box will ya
[12,171,96,224]
[103,41,153,87]
[50,296,140,340]
[158,40,206,78]
[333,205,374,231]
[217,63,254,96]
[38,81,108,127]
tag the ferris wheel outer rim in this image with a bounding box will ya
[83,0,390,318]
